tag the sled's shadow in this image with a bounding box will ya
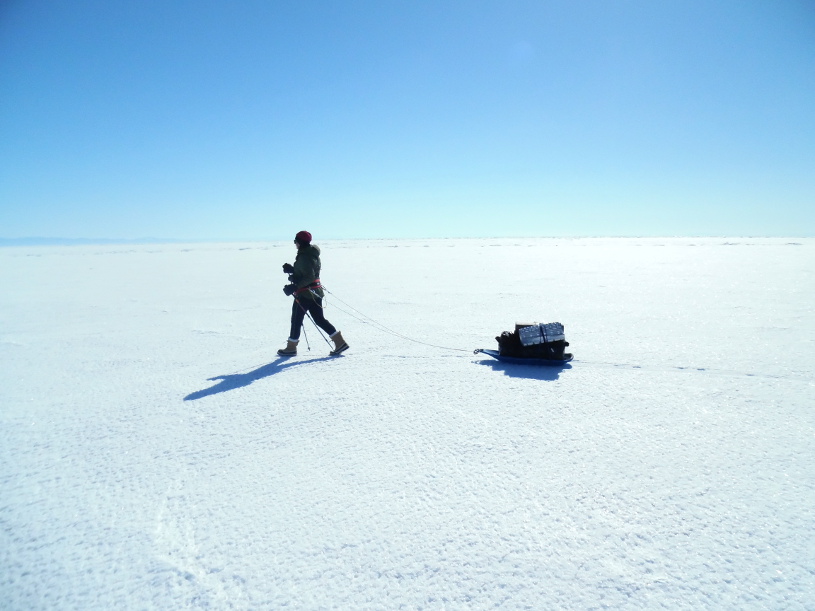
[184,356,335,401]
[476,358,571,381]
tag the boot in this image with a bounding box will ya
[277,338,298,356]
[329,330,349,355]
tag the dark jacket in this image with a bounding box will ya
[290,244,324,299]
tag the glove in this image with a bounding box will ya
[283,284,297,296]
[282,263,294,274]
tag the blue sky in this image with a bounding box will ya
[1,1,813,240]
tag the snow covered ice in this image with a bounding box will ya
[1,237,814,609]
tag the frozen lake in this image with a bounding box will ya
[1,238,813,609]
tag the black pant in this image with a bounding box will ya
[289,296,336,340]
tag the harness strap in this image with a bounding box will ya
[294,279,322,295]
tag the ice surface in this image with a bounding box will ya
[1,238,813,609]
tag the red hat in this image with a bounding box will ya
[295,230,312,245]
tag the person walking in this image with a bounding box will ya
[278,231,349,356]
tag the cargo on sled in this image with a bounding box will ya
[474,322,573,366]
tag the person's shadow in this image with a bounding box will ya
[184,355,335,401]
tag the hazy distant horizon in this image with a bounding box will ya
[1,234,812,248]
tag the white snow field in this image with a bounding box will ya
[1,237,813,610]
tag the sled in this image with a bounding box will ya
[474,348,573,366]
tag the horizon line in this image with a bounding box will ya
[0,235,811,247]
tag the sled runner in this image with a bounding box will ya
[474,348,573,366]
